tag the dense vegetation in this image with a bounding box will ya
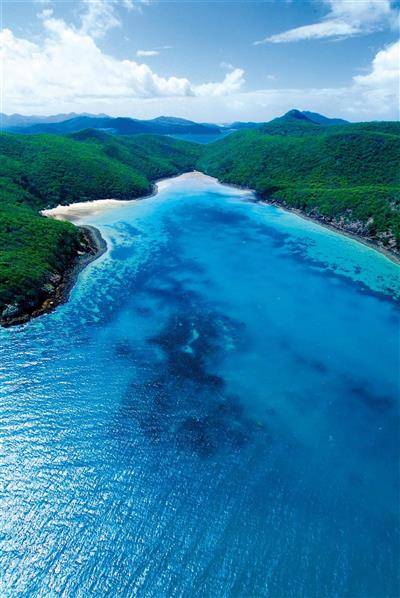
[198,118,400,250]
[0,175,80,318]
[1,111,399,323]
[0,132,201,320]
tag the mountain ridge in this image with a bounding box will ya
[0,109,354,137]
[1,114,221,136]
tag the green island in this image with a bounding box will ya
[1,112,399,324]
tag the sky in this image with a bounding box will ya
[1,0,399,121]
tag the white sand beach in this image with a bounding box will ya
[42,198,135,222]
[42,172,253,225]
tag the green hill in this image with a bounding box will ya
[197,121,400,251]
[0,132,201,320]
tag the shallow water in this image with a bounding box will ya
[1,173,399,597]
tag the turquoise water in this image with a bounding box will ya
[0,173,399,597]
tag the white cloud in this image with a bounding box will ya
[351,39,400,115]
[80,0,125,38]
[37,8,54,19]
[113,40,399,122]
[0,17,245,112]
[136,50,159,57]
[78,0,149,38]
[220,61,235,71]
[255,0,397,43]
[354,39,399,88]
[257,21,358,44]
[195,69,245,97]
[0,3,397,122]
[244,41,399,119]
[243,41,399,120]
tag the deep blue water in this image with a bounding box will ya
[1,173,399,597]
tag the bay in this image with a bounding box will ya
[1,173,398,597]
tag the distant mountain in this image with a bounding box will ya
[1,110,350,137]
[146,116,221,135]
[150,116,217,130]
[225,111,348,131]
[272,109,313,124]
[227,122,260,130]
[257,109,350,137]
[4,115,222,136]
[270,109,349,126]
[301,111,349,125]
[0,112,109,128]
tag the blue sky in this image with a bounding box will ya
[1,0,399,121]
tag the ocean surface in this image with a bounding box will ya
[1,173,399,597]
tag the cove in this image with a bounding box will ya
[0,172,399,597]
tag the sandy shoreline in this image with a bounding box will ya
[42,198,135,221]
[41,172,229,221]
[41,171,211,222]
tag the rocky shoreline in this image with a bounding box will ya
[1,225,107,328]
[160,172,400,262]
[214,181,399,264]
[196,173,399,263]
[258,196,400,265]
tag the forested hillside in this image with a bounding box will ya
[0,132,201,320]
[198,120,400,250]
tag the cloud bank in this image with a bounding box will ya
[0,15,245,111]
[0,0,398,121]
